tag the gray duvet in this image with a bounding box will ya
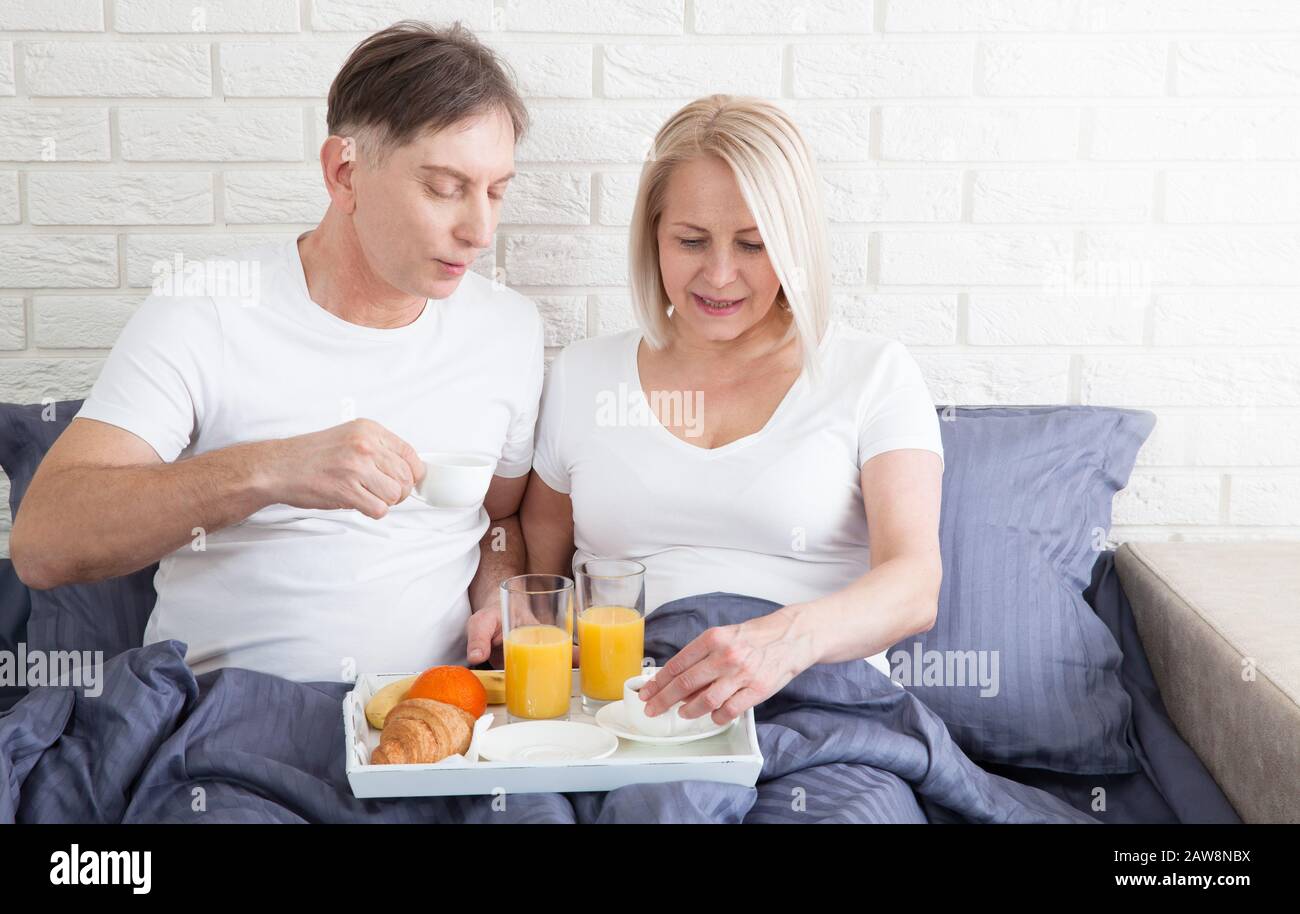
[0,593,1095,824]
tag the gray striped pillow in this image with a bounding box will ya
[0,399,159,663]
[889,405,1154,774]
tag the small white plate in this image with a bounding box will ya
[476,720,619,763]
[595,700,736,745]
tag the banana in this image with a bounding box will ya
[364,675,417,731]
[472,668,506,705]
[364,669,506,730]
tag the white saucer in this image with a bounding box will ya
[594,700,736,745]
[476,720,619,763]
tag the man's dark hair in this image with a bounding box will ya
[326,20,528,164]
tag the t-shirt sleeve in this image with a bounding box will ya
[857,341,945,472]
[495,310,545,478]
[530,346,570,495]
[74,294,223,463]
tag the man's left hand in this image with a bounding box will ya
[466,604,580,669]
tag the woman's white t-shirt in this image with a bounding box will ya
[532,323,944,676]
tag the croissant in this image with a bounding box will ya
[369,698,477,765]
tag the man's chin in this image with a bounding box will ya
[420,273,468,300]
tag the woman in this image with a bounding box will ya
[520,95,945,728]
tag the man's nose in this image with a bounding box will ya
[455,193,494,251]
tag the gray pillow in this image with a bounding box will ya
[889,405,1153,775]
[0,399,158,662]
[0,559,32,712]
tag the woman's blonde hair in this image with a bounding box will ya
[628,95,832,376]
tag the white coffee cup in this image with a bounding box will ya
[408,452,495,509]
[623,671,691,737]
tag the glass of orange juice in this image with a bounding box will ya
[500,574,575,723]
[576,559,646,714]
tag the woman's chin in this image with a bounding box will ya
[681,314,751,342]
[676,301,784,343]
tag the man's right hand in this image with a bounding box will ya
[265,418,426,519]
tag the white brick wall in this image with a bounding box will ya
[1,0,1298,554]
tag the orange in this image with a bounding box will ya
[406,665,487,719]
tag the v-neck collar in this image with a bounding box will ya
[624,323,836,457]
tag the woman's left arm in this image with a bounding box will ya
[638,447,943,725]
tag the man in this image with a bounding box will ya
[10,22,538,682]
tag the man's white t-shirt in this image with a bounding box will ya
[75,237,544,682]
[532,323,944,676]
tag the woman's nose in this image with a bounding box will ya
[702,249,739,289]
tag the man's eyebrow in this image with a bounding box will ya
[419,164,516,184]
[670,221,759,233]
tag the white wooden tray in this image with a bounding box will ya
[343,670,764,798]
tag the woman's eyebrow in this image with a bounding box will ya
[670,221,759,233]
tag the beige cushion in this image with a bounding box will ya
[1116,541,1300,824]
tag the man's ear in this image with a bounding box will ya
[320,135,359,214]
